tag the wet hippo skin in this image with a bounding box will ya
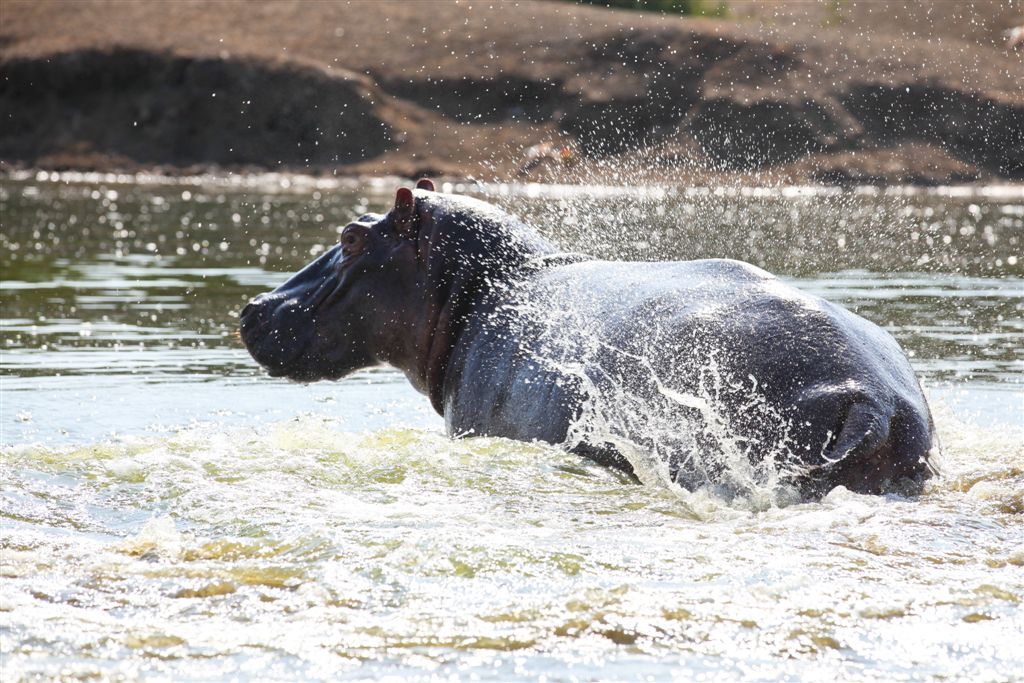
[240,180,935,497]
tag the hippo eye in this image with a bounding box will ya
[340,225,370,259]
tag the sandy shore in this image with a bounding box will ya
[1,0,1021,185]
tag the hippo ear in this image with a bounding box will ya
[415,178,435,192]
[395,187,414,212]
[393,187,417,238]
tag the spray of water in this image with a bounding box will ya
[493,265,809,509]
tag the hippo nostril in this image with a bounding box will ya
[240,294,279,329]
[239,300,265,333]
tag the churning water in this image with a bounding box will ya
[1,175,1022,681]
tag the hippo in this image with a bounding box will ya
[240,180,935,497]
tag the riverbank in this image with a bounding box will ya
[2,0,1021,185]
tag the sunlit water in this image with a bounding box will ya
[1,175,1022,681]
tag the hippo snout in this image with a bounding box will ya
[239,293,316,375]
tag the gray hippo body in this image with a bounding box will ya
[240,182,934,497]
[446,258,932,494]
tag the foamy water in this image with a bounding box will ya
[1,178,1022,680]
[2,404,1021,681]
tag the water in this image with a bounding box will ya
[1,174,1022,681]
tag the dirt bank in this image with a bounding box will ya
[1,0,1021,184]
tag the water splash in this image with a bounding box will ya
[498,267,809,509]
[2,407,1021,681]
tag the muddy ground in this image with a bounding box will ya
[1,0,1021,184]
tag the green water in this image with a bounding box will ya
[1,175,1022,681]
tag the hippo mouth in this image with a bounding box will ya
[239,298,320,380]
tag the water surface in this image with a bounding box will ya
[1,175,1021,681]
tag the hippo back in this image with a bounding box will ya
[444,258,933,494]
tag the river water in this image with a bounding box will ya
[1,174,1021,681]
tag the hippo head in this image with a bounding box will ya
[239,182,432,384]
[239,180,554,407]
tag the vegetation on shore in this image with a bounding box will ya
[574,0,729,18]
